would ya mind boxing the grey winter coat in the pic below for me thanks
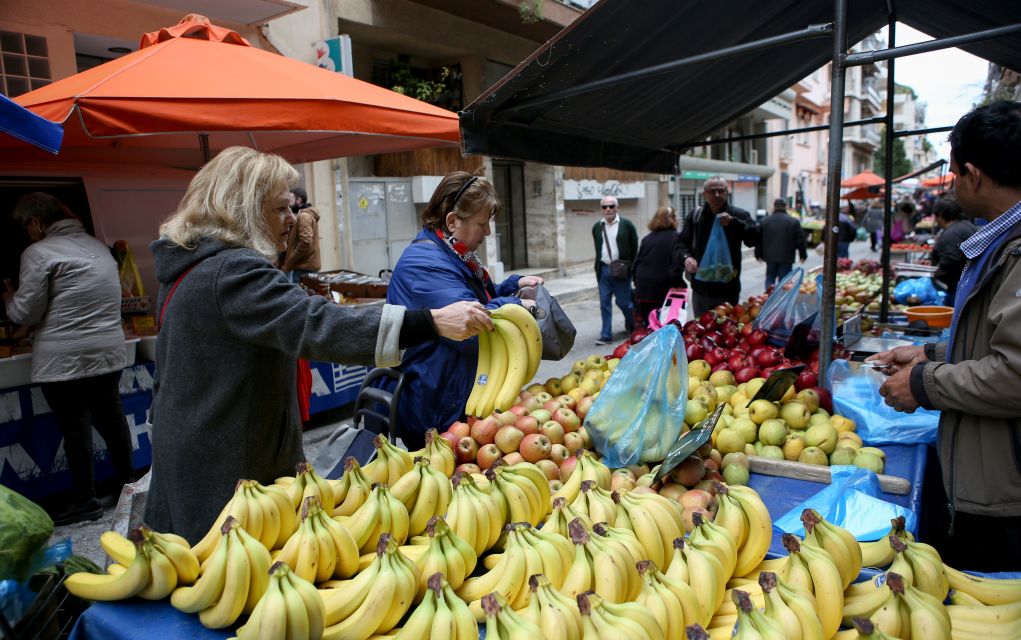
[144,238,405,543]
[6,219,126,383]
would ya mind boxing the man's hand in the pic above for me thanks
[879,366,920,413]
[517,275,544,288]
[520,299,537,311]
[684,257,698,274]
[865,345,926,374]
[718,212,733,227]
[799,256,807,264]
[431,301,494,340]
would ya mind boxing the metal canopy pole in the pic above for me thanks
[820,0,848,386]
[844,22,1021,66]
[880,19,896,323]
[677,116,884,149]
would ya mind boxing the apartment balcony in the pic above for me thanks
[863,83,883,114]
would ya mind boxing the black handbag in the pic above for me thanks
[602,222,630,280]
[516,284,576,360]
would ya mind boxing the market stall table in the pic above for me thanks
[751,442,928,558]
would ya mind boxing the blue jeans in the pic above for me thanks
[765,261,793,289]
[597,263,634,340]
[837,242,851,258]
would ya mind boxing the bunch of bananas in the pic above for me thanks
[274,496,359,583]
[410,429,457,477]
[842,535,949,620]
[688,512,738,579]
[729,588,793,640]
[390,456,453,536]
[634,559,703,638]
[362,436,414,486]
[170,516,272,628]
[329,457,371,517]
[759,571,826,640]
[944,562,1021,605]
[336,483,410,553]
[395,573,478,640]
[610,489,683,572]
[668,537,725,625]
[465,303,542,417]
[561,518,638,604]
[66,528,180,602]
[570,480,618,527]
[801,508,864,590]
[520,574,584,640]
[445,472,503,555]
[850,616,902,640]
[457,522,568,616]
[100,526,199,587]
[859,516,913,568]
[480,592,542,639]
[544,496,592,539]
[232,562,324,640]
[847,572,952,639]
[401,516,477,599]
[552,450,612,504]
[318,533,419,640]
[192,480,296,561]
[486,462,551,527]
[276,461,335,513]
[713,483,773,578]
[777,534,844,638]
[946,588,1021,639]
[576,590,662,640]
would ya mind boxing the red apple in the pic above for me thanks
[455,437,479,463]
[471,416,501,446]
[559,455,579,482]
[476,444,502,469]
[685,343,704,361]
[494,426,524,454]
[509,405,529,417]
[520,434,552,463]
[794,370,818,391]
[612,342,631,359]
[502,452,525,466]
[447,421,471,439]
[535,459,560,481]
[711,361,730,373]
[513,415,540,436]
[670,455,706,487]
[539,420,565,444]
[543,399,564,413]
[552,407,581,432]
[728,354,749,371]
[734,366,761,384]
[555,394,577,411]
[747,329,769,346]
[679,488,715,511]
[439,431,461,450]
[754,348,781,367]
[812,387,833,413]
[563,432,584,454]
[454,462,481,476]
[576,396,595,421]
[549,444,570,466]
[495,410,518,426]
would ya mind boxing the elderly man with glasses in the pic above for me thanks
[591,196,639,345]
[673,177,760,317]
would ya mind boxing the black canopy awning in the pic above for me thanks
[459,0,1021,173]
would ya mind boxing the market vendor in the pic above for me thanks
[382,172,544,449]
[928,197,976,305]
[2,193,134,526]
[867,101,1021,571]
[144,148,493,543]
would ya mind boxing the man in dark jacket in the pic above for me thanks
[929,197,977,305]
[591,196,638,345]
[673,177,759,316]
[837,207,858,258]
[867,101,1021,570]
[756,198,808,289]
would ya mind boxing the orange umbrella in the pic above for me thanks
[921,173,955,187]
[7,15,459,168]
[840,170,885,188]
[842,186,884,200]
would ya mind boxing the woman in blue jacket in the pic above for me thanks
[386,172,543,448]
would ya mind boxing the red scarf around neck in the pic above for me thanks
[435,228,492,299]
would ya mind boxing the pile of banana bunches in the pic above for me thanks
[65,433,1021,640]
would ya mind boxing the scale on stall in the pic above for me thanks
[842,312,915,359]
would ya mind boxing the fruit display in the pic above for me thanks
[890,243,931,253]
[465,303,542,417]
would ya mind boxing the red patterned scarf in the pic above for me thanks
[435,228,492,299]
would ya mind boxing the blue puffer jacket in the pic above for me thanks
[385,229,522,443]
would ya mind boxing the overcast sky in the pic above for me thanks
[882,23,989,162]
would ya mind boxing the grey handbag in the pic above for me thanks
[517,283,576,360]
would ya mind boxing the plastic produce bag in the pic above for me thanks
[893,277,946,306]
[752,268,804,346]
[517,283,576,360]
[773,466,917,541]
[583,323,688,467]
[828,359,940,445]
[694,218,735,283]
[0,485,53,583]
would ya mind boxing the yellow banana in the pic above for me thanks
[526,574,583,640]
[66,530,151,602]
[331,457,372,517]
[191,485,247,562]
[944,563,1021,606]
[260,483,298,548]
[492,317,529,412]
[137,543,177,600]
[237,563,285,640]
[725,484,773,578]
[903,542,948,601]
[198,526,251,629]
[801,508,858,589]
[241,484,265,547]
[280,567,311,640]
[793,535,844,639]
[170,522,230,613]
[457,525,528,620]
[322,544,407,639]
[897,572,952,640]
[465,329,491,417]
[482,592,543,640]
[859,516,912,568]
[688,511,738,579]
[397,571,440,639]
[757,572,803,640]
[476,326,507,417]
[445,577,480,640]
[236,525,271,615]
[491,302,542,384]
[151,533,201,585]
[362,436,414,486]
[684,538,725,626]
[319,509,361,579]
[283,565,325,639]
[247,482,281,550]
[99,530,137,566]
[775,579,825,640]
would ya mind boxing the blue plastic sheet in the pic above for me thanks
[828,359,940,445]
[773,466,917,541]
[584,324,687,468]
[893,277,945,306]
[0,538,71,629]
[694,218,736,283]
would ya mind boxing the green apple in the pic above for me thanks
[804,422,839,454]
[684,398,710,425]
[731,417,758,445]
[688,360,711,381]
[829,447,857,466]
[748,399,779,425]
[709,370,736,387]
[779,401,811,430]
[715,428,746,455]
[722,464,750,485]
[758,419,788,446]
[798,446,829,466]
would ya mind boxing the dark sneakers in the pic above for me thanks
[595,337,611,346]
[51,499,104,526]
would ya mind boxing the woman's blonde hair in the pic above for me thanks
[160,146,298,260]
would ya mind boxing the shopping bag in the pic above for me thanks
[583,323,688,467]
[827,359,940,445]
[694,218,736,283]
[752,268,804,345]
[893,277,945,306]
[773,466,917,541]
[517,284,576,360]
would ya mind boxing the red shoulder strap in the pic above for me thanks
[158,264,198,329]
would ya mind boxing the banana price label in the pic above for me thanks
[477,374,488,385]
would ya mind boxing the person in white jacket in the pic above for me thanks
[3,193,133,525]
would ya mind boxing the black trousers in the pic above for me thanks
[919,445,1021,572]
[41,371,133,502]
[691,290,738,318]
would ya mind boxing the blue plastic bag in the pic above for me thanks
[893,277,946,306]
[694,218,736,283]
[583,323,688,467]
[827,359,940,445]
[752,268,806,346]
[773,466,917,541]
